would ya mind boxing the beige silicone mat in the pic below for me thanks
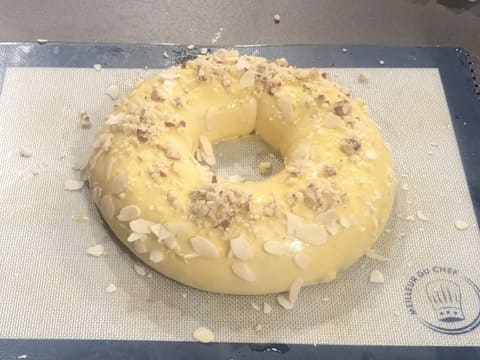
[0,67,479,345]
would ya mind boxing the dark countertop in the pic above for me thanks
[0,0,479,55]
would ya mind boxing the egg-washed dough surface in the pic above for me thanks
[86,50,396,295]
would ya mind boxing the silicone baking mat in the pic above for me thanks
[0,44,479,359]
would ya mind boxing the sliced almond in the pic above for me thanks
[365,249,391,262]
[339,216,351,228]
[117,205,140,222]
[100,194,114,220]
[276,294,294,310]
[105,84,120,100]
[199,135,215,165]
[239,69,256,88]
[296,224,327,245]
[129,219,155,234]
[86,244,105,257]
[251,303,261,311]
[127,232,147,243]
[165,222,189,234]
[263,241,287,256]
[92,186,102,205]
[277,95,294,122]
[133,263,147,276]
[289,277,304,303]
[263,302,272,314]
[190,236,219,258]
[230,234,253,261]
[455,220,469,230]
[20,146,33,157]
[134,239,148,254]
[370,269,385,283]
[151,224,173,241]
[315,209,336,225]
[416,210,429,222]
[149,250,165,263]
[64,179,84,191]
[158,72,179,81]
[326,222,341,236]
[105,158,115,180]
[294,253,311,270]
[111,172,128,195]
[365,150,377,160]
[231,262,256,282]
[193,327,215,343]
[286,212,302,235]
[164,237,180,251]
[322,113,343,129]
[106,283,117,293]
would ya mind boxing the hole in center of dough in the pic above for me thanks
[211,135,284,182]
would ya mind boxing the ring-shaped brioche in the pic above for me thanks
[85,50,396,295]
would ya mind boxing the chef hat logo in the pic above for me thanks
[426,279,465,323]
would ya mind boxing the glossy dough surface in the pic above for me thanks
[85,50,396,295]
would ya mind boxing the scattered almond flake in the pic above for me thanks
[276,294,294,310]
[193,327,215,343]
[72,215,89,223]
[72,156,89,171]
[133,263,147,276]
[111,172,129,195]
[263,302,272,314]
[187,44,195,49]
[100,194,114,220]
[106,283,117,293]
[365,150,377,160]
[105,84,120,100]
[369,269,385,283]
[129,219,155,234]
[117,205,140,222]
[190,236,219,258]
[401,183,408,191]
[429,142,439,147]
[127,232,146,243]
[93,64,102,71]
[165,222,189,235]
[164,237,180,251]
[358,72,368,83]
[289,277,304,303]
[64,179,84,191]
[339,216,351,228]
[251,303,261,311]
[36,38,48,44]
[149,250,165,263]
[20,146,33,157]
[365,248,391,262]
[315,209,336,225]
[258,161,272,175]
[227,174,244,183]
[286,212,302,235]
[416,210,429,222]
[163,51,170,58]
[427,150,433,155]
[230,234,253,261]
[17,355,28,359]
[277,95,294,122]
[151,224,173,241]
[455,219,469,230]
[147,272,153,278]
[239,69,256,88]
[379,60,385,65]
[232,262,256,282]
[342,48,348,53]
[200,48,208,55]
[134,239,148,254]
[86,244,105,257]
[296,224,327,245]
[405,215,415,221]
[80,112,91,128]
[263,241,288,256]
[199,135,216,165]
[294,253,311,270]
[273,14,281,23]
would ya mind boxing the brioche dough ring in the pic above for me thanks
[86,50,396,296]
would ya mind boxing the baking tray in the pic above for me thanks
[0,43,479,359]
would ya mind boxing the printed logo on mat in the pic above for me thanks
[405,266,480,334]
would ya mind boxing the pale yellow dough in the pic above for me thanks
[85,50,396,295]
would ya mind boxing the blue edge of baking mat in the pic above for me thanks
[0,43,479,360]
